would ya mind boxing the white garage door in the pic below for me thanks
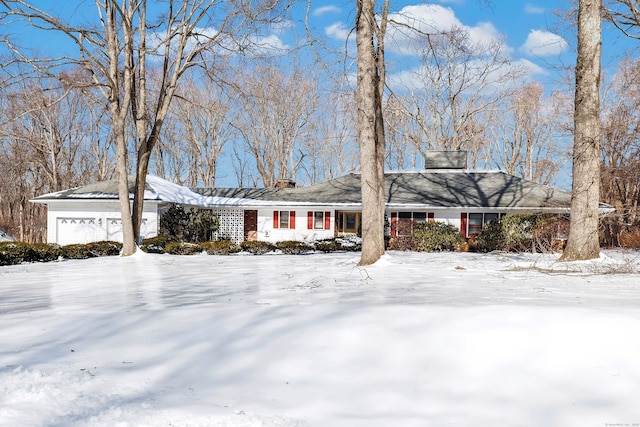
[107,218,148,243]
[56,218,96,245]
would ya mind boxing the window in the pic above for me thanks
[390,211,432,236]
[468,213,484,235]
[314,211,324,229]
[308,211,331,230]
[466,212,503,236]
[280,211,290,228]
[273,211,295,229]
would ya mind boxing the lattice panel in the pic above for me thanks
[212,209,244,243]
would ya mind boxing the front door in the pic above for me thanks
[244,210,258,241]
[336,211,362,236]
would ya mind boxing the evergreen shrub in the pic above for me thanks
[275,240,313,254]
[240,240,276,255]
[199,240,241,255]
[29,243,62,262]
[140,235,180,254]
[61,244,96,259]
[477,214,545,253]
[0,242,37,265]
[414,221,466,252]
[164,241,201,255]
[85,241,122,257]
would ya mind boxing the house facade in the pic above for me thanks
[32,163,593,246]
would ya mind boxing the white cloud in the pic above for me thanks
[520,30,569,57]
[325,22,351,40]
[524,3,546,14]
[314,5,341,17]
[386,4,510,56]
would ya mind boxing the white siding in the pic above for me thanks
[256,207,335,243]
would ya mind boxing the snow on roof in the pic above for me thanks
[31,175,259,207]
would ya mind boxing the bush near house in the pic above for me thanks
[0,241,122,265]
[164,241,202,255]
[160,204,219,243]
[413,221,467,252]
[240,240,276,255]
[61,241,123,259]
[140,235,180,253]
[199,240,242,255]
[275,240,313,255]
[476,214,566,253]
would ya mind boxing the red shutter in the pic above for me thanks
[390,212,398,237]
[307,211,313,229]
[273,211,279,229]
[428,212,435,222]
[324,212,331,230]
[460,212,468,238]
[290,211,296,229]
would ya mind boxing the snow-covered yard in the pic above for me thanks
[1,250,640,426]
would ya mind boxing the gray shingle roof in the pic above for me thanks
[197,171,573,209]
[32,170,586,211]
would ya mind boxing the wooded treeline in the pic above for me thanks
[0,1,638,248]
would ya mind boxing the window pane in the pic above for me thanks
[468,213,483,235]
[280,211,289,229]
[398,211,412,219]
[314,211,324,229]
[346,213,356,229]
[484,213,499,224]
[468,213,483,225]
[413,212,427,222]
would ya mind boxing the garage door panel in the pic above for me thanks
[57,218,96,245]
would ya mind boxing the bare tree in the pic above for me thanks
[301,90,358,184]
[598,57,640,245]
[1,0,290,254]
[0,71,103,241]
[154,71,236,187]
[605,0,640,39]
[490,83,565,185]
[561,0,602,261]
[395,26,522,162]
[232,61,319,187]
[356,0,388,266]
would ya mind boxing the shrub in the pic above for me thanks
[0,242,37,265]
[29,243,62,262]
[314,239,342,252]
[275,240,313,255]
[313,237,362,252]
[160,204,219,243]
[414,221,466,252]
[140,235,180,254]
[476,219,505,253]
[198,240,241,255]
[164,241,201,255]
[240,240,275,255]
[187,209,219,243]
[160,204,190,240]
[85,241,122,257]
[61,244,96,259]
[476,214,556,253]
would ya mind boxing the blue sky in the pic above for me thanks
[301,0,575,88]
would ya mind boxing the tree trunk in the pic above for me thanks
[561,0,602,261]
[356,0,386,266]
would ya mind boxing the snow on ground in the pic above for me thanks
[1,249,640,426]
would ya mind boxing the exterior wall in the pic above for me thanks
[255,207,335,243]
[45,200,159,245]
